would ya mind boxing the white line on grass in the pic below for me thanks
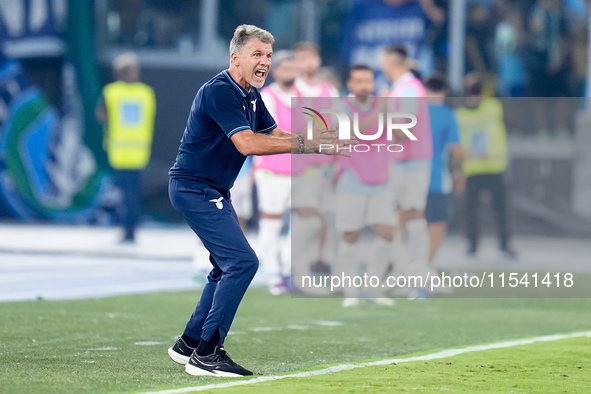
[249,327,274,332]
[313,320,343,327]
[138,330,591,394]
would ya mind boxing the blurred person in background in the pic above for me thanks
[257,50,298,295]
[294,42,339,99]
[424,74,464,265]
[493,4,526,134]
[96,52,156,243]
[494,5,526,98]
[336,65,396,307]
[428,0,450,73]
[293,42,338,275]
[381,45,433,292]
[107,0,198,48]
[317,66,344,95]
[111,0,142,46]
[465,2,495,95]
[456,73,516,259]
[526,0,571,138]
[562,0,587,29]
[569,21,587,98]
[146,0,198,48]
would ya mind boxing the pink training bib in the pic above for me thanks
[389,74,433,162]
[336,97,390,185]
[292,86,337,175]
[256,85,295,175]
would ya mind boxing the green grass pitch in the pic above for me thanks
[213,337,591,393]
[1,288,590,393]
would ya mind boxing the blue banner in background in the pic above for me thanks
[340,1,431,92]
[0,55,112,222]
[0,0,67,58]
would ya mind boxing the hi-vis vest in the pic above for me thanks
[103,81,156,170]
[455,98,508,176]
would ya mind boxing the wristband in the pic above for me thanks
[296,134,305,154]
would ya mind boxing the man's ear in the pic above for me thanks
[231,52,239,66]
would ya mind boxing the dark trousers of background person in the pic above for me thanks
[465,173,509,252]
[114,170,142,241]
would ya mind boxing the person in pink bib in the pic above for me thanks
[291,42,339,278]
[257,51,299,295]
[381,45,433,293]
[335,65,397,307]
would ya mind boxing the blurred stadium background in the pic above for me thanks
[0,0,590,234]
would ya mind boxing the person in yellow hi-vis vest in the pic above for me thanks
[456,73,516,259]
[96,52,156,243]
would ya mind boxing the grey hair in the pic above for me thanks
[271,50,295,68]
[229,24,274,56]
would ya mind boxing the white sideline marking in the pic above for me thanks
[249,327,274,332]
[286,324,309,330]
[138,330,591,394]
[314,320,343,327]
[135,341,165,346]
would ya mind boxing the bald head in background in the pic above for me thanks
[112,52,140,83]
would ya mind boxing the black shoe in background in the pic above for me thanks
[310,260,331,274]
[501,247,518,260]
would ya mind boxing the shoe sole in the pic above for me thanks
[185,363,248,378]
[168,347,190,365]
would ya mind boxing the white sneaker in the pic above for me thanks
[269,283,289,296]
[372,298,395,307]
[408,288,430,300]
[342,298,359,307]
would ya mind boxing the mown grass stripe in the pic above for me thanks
[137,330,591,394]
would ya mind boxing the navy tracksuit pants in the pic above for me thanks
[168,178,258,345]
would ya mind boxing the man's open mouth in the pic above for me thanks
[254,69,267,79]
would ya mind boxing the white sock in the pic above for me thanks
[367,237,393,297]
[405,218,429,265]
[404,218,432,286]
[258,218,284,285]
[391,228,407,276]
[320,213,337,265]
[291,213,321,280]
[368,236,392,280]
[280,223,291,278]
[337,239,360,298]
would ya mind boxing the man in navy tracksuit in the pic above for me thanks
[167,25,344,377]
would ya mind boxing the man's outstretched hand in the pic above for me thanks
[303,126,358,157]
